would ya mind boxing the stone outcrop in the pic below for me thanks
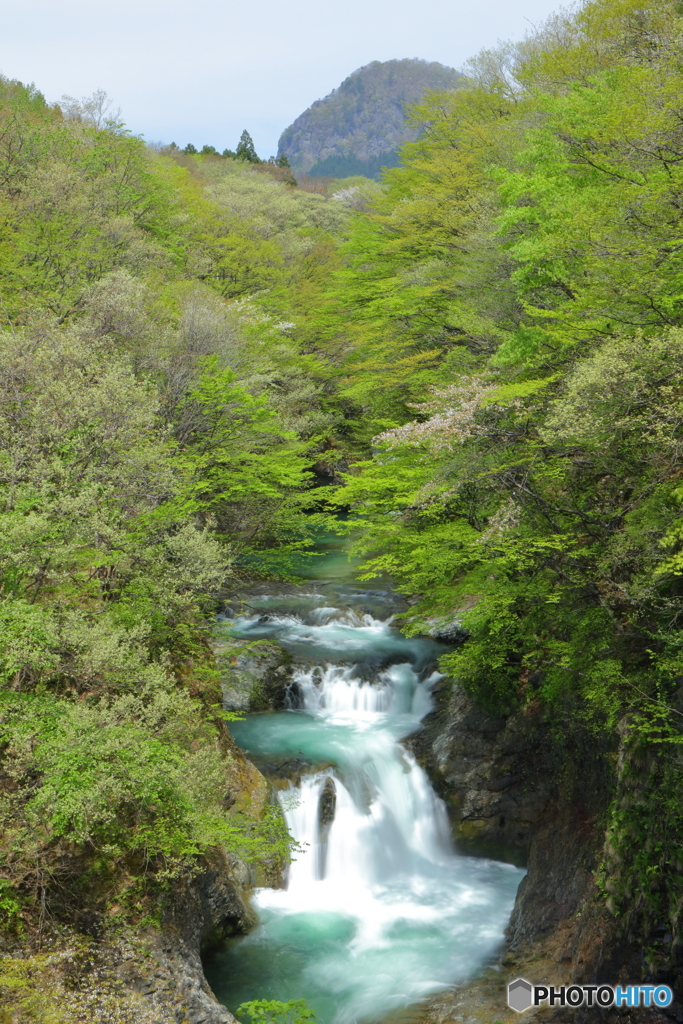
[407,682,553,859]
[317,777,336,837]
[102,732,280,1022]
[407,682,680,1023]
[216,640,291,712]
[0,848,257,1024]
[79,849,255,1024]
[128,848,256,1024]
[277,59,464,177]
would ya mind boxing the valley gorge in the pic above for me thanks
[3,1,683,1020]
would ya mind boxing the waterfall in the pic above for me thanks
[279,664,452,893]
[208,592,525,1024]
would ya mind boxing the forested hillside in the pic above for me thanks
[3,0,683,1016]
[0,82,358,1017]
[277,59,463,177]
[320,0,683,978]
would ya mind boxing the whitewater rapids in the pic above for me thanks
[206,588,524,1024]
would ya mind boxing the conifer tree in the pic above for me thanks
[235,129,261,163]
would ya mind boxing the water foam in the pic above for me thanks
[209,600,525,1024]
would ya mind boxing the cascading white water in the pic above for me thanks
[279,663,452,889]
[207,593,525,1024]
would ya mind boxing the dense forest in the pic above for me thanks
[2,0,683,1017]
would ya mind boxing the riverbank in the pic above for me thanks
[0,722,268,1024]
[409,687,680,1024]
[204,558,526,1024]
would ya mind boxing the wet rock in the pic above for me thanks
[423,616,469,644]
[407,684,552,858]
[316,777,337,879]
[215,641,291,712]
[251,756,336,786]
[318,777,337,835]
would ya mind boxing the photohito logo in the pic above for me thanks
[507,978,674,1012]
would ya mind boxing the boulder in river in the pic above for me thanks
[215,641,291,712]
[316,776,337,879]
[317,776,337,836]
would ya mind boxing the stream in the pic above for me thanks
[205,538,525,1024]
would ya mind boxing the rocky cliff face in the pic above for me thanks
[104,730,279,1024]
[0,847,255,1024]
[408,683,554,859]
[277,59,464,177]
[409,683,680,1023]
[134,847,256,1024]
[85,848,255,1024]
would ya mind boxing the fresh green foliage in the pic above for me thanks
[0,76,352,934]
[4,0,683,971]
[235,130,261,164]
[237,998,317,1024]
[0,879,22,932]
[321,0,683,958]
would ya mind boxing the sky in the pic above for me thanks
[3,0,566,159]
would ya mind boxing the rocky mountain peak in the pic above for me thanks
[277,58,464,178]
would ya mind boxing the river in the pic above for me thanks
[205,536,525,1024]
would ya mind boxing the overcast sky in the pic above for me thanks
[4,0,566,158]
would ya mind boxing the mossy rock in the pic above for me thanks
[215,642,292,712]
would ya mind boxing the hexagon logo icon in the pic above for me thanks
[508,978,533,1013]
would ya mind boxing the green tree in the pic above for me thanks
[322,0,683,959]
[235,129,261,163]
[0,66,351,949]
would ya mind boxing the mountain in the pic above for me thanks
[277,58,464,178]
